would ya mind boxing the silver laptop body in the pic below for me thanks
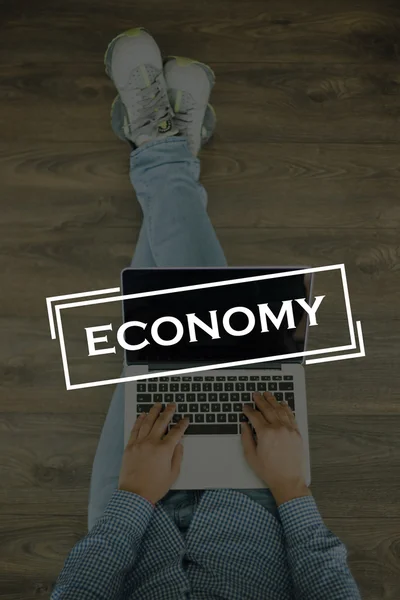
[123,267,312,489]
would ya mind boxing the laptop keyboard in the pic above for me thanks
[136,373,295,435]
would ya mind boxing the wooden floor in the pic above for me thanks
[1,0,400,598]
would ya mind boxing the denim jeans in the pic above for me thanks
[88,137,277,531]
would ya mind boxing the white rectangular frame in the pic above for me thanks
[48,263,363,390]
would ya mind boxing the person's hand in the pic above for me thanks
[119,402,189,505]
[241,392,311,506]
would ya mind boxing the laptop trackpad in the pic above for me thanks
[172,434,266,490]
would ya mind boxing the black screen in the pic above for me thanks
[121,268,309,365]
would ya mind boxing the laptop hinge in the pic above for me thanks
[148,363,282,371]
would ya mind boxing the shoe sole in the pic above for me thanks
[104,27,150,78]
[110,95,129,143]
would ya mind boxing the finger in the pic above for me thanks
[243,403,267,435]
[149,402,176,439]
[240,421,258,467]
[127,413,146,445]
[281,400,294,419]
[275,403,293,427]
[281,401,299,429]
[164,416,190,446]
[263,391,282,410]
[253,392,280,425]
[171,442,184,479]
[264,394,295,428]
[137,402,163,440]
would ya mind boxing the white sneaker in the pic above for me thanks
[110,95,216,150]
[163,56,215,155]
[104,28,178,146]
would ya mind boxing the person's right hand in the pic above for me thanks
[241,392,311,506]
[119,403,189,505]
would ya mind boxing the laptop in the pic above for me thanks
[123,267,311,489]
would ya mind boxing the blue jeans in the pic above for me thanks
[88,137,277,531]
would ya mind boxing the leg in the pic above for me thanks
[130,223,156,267]
[238,489,279,519]
[88,141,223,527]
[129,137,226,267]
[89,29,226,530]
[88,382,125,529]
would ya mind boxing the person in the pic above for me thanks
[51,29,361,600]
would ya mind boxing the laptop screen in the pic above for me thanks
[121,267,310,366]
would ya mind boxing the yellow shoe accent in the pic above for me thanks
[174,90,182,113]
[173,56,195,67]
[159,120,170,131]
[110,95,119,118]
[123,28,145,37]
[140,64,151,87]
[208,103,216,118]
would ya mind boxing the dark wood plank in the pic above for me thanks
[2,0,400,64]
[0,513,86,599]
[2,142,400,229]
[0,414,100,513]
[0,414,399,516]
[1,0,399,598]
[2,62,400,142]
[0,227,398,317]
[307,358,399,415]
[324,519,400,600]
[213,62,400,143]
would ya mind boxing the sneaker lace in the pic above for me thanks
[133,77,171,128]
[174,98,196,147]
[175,112,193,131]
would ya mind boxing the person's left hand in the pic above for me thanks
[119,402,189,504]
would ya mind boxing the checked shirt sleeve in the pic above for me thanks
[278,496,361,600]
[51,490,154,600]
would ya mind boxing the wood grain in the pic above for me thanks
[0,513,86,599]
[1,0,400,598]
[2,0,400,64]
[0,227,399,318]
[1,413,400,516]
[1,142,400,229]
[2,63,400,143]
[324,519,400,600]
